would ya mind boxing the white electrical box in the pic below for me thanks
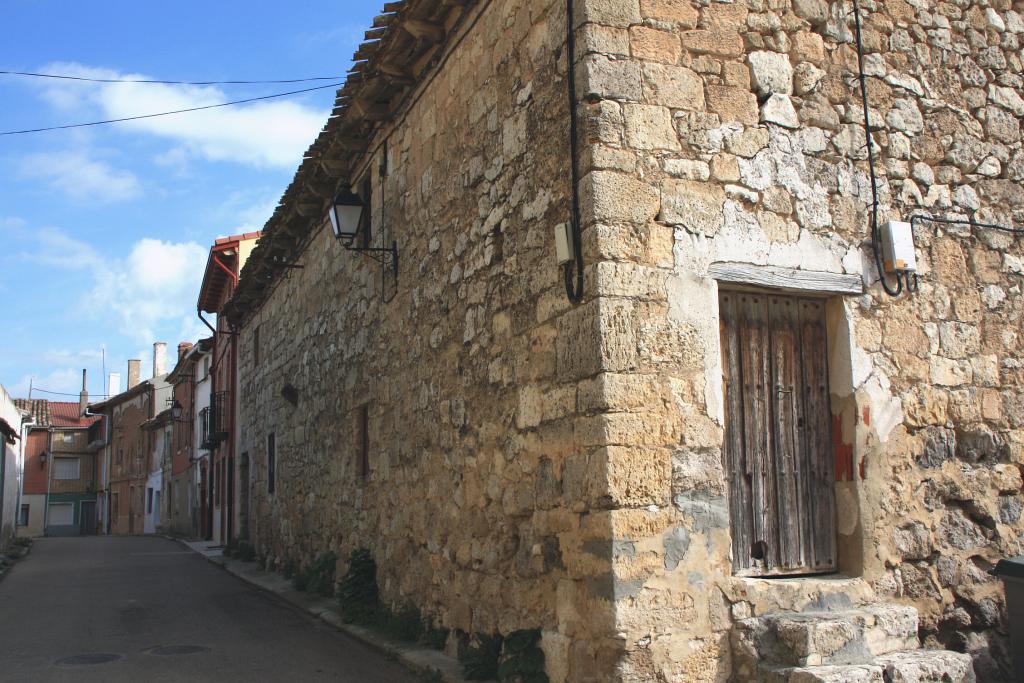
[554,223,573,266]
[881,220,917,273]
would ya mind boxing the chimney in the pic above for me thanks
[153,342,167,378]
[79,369,88,417]
[108,372,121,398]
[177,342,193,363]
[127,360,141,390]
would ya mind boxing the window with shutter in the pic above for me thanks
[53,457,81,480]
[720,291,837,576]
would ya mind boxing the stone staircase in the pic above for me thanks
[730,603,976,682]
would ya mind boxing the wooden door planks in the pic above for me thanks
[769,295,807,571]
[738,293,779,570]
[720,293,754,573]
[799,299,838,572]
[719,291,838,576]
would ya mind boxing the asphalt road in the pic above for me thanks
[0,536,419,682]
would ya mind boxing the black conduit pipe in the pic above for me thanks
[851,0,902,297]
[564,0,584,304]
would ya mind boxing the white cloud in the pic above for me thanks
[36,62,329,168]
[20,150,141,203]
[19,227,207,346]
[86,238,208,345]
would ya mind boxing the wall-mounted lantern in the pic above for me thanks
[171,400,184,421]
[329,188,398,281]
[39,451,47,468]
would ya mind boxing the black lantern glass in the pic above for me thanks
[328,189,365,247]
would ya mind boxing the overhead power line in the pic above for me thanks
[0,81,344,136]
[1,70,345,85]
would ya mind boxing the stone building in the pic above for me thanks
[221,0,1023,680]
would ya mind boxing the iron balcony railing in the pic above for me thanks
[199,391,231,450]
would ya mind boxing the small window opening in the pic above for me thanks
[267,432,276,495]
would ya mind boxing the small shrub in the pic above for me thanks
[304,551,337,596]
[421,625,449,650]
[498,629,548,683]
[461,633,502,681]
[282,558,297,580]
[378,603,424,642]
[236,541,256,562]
[337,548,379,624]
[418,669,443,683]
[13,537,31,547]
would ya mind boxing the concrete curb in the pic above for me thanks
[170,536,471,683]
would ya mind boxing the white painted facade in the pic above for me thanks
[0,385,25,549]
[144,420,171,534]
[193,353,212,538]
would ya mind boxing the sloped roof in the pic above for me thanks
[222,0,479,327]
[49,402,102,428]
[198,232,262,314]
[13,399,100,429]
[14,399,49,426]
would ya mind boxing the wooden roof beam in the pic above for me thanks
[402,19,445,43]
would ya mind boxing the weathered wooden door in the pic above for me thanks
[719,291,837,576]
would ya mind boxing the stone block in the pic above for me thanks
[623,103,680,150]
[749,50,795,95]
[680,29,744,58]
[640,0,698,28]
[581,171,660,225]
[577,54,643,101]
[599,445,672,507]
[629,26,680,64]
[706,85,759,125]
[762,94,800,128]
[875,650,975,683]
[577,0,641,28]
[659,178,727,235]
[641,63,705,110]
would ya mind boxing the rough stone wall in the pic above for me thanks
[574,0,1024,680]
[237,1,620,680]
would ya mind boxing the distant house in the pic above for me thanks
[197,232,260,545]
[142,408,172,534]
[90,346,173,536]
[166,338,213,538]
[15,374,103,537]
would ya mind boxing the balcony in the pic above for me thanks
[198,391,230,450]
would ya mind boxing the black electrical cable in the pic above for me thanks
[0,70,345,85]
[0,81,344,136]
[910,214,1024,236]
[851,0,902,297]
[563,0,584,304]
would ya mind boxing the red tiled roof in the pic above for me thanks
[215,231,261,246]
[46,402,101,428]
[14,399,49,426]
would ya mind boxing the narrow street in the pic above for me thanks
[0,536,419,682]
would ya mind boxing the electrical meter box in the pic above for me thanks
[554,223,573,266]
[881,220,918,273]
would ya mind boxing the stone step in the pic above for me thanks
[731,604,920,674]
[875,650,976,683]
[762,663,884,683]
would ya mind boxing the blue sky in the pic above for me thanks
[0,1,381,400]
